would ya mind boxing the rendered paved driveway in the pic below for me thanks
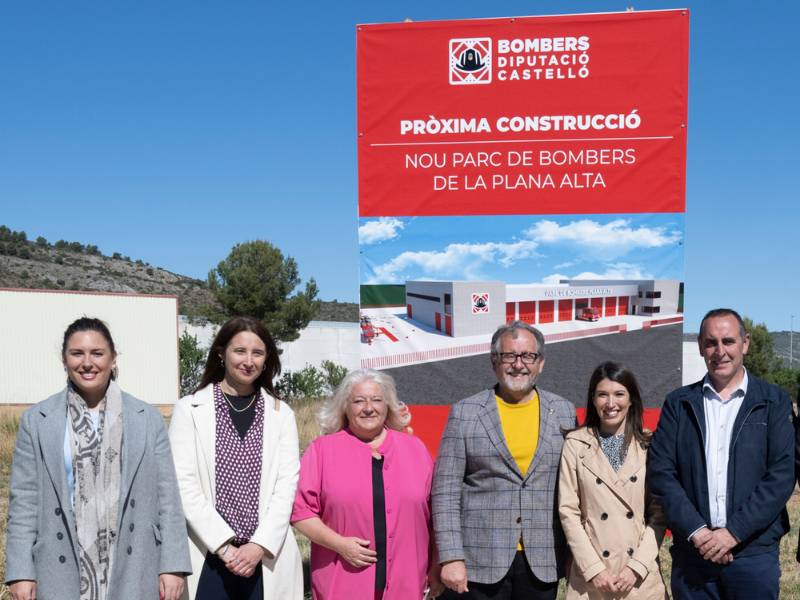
[386,324,682,408]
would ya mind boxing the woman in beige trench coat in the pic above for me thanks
[559,362,668,599]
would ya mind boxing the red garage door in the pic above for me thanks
[506,302,516,323]
[519,301,535,324]
[558,299,573,321]
[605,297,617,317]
[445,315,452,336]
[618,296,629,316]
[435,312,441,331]
[538,300,554,324]
[407,304,412,318]
[591,297,603,311]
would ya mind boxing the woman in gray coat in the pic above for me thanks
[4,317,191,600]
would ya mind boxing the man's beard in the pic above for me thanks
[499,370,537,394]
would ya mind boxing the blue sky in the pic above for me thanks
[360,214,684,285]
[1,1,797,331]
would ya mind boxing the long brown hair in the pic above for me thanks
[195,316,281,397]
[583,361,650,449]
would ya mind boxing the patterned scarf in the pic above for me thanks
[67,380,124,600]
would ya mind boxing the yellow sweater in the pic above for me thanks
[496,392,540,550]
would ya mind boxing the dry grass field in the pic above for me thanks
[1,402,799,599]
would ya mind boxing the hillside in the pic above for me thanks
[0,226,357,322]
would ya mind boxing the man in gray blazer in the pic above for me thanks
[433,321,575,599]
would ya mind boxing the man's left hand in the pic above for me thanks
[698,528,737,563]
[227,543,266,577]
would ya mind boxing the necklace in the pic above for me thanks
[220,388,257,413]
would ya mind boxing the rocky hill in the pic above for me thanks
[0,226,358,321]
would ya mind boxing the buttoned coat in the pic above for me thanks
[4,389,191,599]
[558,428,667,599]
[432,387,576,585]
[168,384,303,600]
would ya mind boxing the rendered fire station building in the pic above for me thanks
[404,279,681,338]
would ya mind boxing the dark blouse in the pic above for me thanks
[224,392,258,438]
[372,456,387,591]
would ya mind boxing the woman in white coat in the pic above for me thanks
[169,316,303,600]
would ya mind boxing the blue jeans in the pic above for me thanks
[671,548,779,600]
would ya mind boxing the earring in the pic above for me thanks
[220,358,224,367]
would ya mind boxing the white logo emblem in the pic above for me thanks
[450,38,492,85]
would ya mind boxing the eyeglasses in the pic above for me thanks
[494,352,540,364]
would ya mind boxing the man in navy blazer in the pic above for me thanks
[648,308,794,599]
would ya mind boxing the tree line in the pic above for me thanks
[0,225,125,261]
[742,318,799,398]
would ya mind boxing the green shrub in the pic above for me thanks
[321,360,348,392]
[276,365,327,400]
[179,331,207,396]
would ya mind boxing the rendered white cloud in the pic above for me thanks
[366,239,540,284]
[525,219,681,261]
[358,218,405,245]
[553,260,578,270]
[541,262,651,284]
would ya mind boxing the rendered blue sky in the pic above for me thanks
[360,214,685,285]
[1,1,797,331]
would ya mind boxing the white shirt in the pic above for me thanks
[702,369,748,528]
[64,409,101,508]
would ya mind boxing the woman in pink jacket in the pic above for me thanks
[292,369,442,600]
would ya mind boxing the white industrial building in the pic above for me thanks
[405,279,681,338]
[0,288,179,405]
[179,318,360,374]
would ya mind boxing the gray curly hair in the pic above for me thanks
[318,369,411,435]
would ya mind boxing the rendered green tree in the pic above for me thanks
[208,240,318,342]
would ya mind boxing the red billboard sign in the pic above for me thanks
[357,10,689,217]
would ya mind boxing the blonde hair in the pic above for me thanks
[318,369,410,435]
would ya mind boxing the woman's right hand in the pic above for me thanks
[590,569,618,594]
[334,536,377,568]
[9,580,37,600]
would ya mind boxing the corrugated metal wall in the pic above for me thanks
[0,289,178,405]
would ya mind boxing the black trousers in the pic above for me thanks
[195,552,263,600]
[442,551,558,600]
